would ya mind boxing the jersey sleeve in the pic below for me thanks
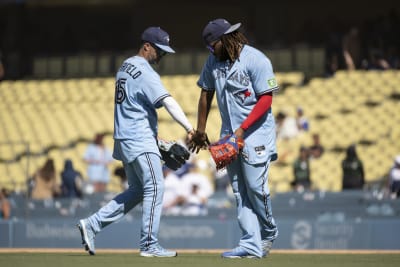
[249,54,279,96]
[143,71,170,108]
[197,56,215,91]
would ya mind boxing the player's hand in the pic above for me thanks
[187,130,210,153]
[234,127,245,141]
[187,129,195,143]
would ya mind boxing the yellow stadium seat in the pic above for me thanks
[1,71,400,193]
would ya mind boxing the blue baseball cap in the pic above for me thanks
[141,26,175,53]
[202,18,241,45]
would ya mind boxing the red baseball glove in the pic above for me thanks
[209,134,244,170]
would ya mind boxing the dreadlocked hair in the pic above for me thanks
[221,31,249,62]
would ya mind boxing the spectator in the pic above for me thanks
[362,49,391,70]
[341,145,365,190]
[213,167,230,193]
[162,166,184,216]
[83,133,114,193]
[60,159,84,198]
[181,184,206,216]
[309,133,324,159]
[342,26,362,70]
[386,44,400,69]
[387,155,400,198]
[30,158,60,200]
[0,188,11,220]
[276,111,299,140]
[208,156,231,194]
[180,161,213,216]
[324,32,347,76]
[295,106,309,132]
[291,146,311,191]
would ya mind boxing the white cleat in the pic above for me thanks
[77,219,96,255]
[262,240,273,257]
[140,245,177,257]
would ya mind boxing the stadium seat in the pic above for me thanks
[0,71,399,194]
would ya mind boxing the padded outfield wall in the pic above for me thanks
[1,191,399,249]
[1,215,399,250]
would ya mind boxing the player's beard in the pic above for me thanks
[217,47,230,62]
[149,54,161,65]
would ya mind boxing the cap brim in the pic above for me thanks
[224,22,241,35]
[154,43,175,53]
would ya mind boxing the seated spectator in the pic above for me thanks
[162,166,185,216]
[296,106,309,132]
[309,133,324,159]
[362,49,391,70]
[60,159,84,198]
[182,184,205,216]
[388,155,400,198]
[213,168,230,193]
[30,158,60,200]
[341,145,365,190]
[276,111,299,140]
[0,188,11,220]
[180,161,214,216]
[291,146,311,191]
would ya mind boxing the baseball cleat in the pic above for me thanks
[77,219,96,255]
[140,245,177,257]
[221,247,257,258]
[262,240,273,257]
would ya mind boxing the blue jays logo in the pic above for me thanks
[235,89,251,103]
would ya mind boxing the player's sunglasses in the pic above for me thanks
[206,40,220,53]
[150,43,167,58]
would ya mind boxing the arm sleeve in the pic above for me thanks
[162,96,194,133]
[240,93,273,130]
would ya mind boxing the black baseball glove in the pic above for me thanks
[158,139,190,170]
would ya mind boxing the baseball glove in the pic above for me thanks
[187,130,210,153]
[158,139,190,170]
[209,134,244,170]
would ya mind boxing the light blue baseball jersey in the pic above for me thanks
[197,45,279,164]
[113,56,170,163]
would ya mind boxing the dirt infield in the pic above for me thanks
[0,248,399,254]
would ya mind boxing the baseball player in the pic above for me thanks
[189,18,279,258]
[77,26,194,257]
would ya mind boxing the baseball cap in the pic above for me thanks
[141,26,175,53]
[202,18,241,45]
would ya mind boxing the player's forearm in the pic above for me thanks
[240,93,273,131]
[162,96,194,133]
[196,89,213,132]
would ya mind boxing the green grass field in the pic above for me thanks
[1,251,400,267]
